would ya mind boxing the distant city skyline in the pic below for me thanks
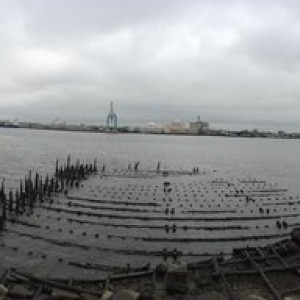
[1,110,299,132]
[1,0,300,131]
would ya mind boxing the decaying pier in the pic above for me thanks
[1,157,300,299]
[1,232,300,299]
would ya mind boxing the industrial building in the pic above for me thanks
[189,116,209,134]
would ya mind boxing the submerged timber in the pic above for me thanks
[1,157,300,299]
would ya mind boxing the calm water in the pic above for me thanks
[1,128,300,278]
[1,128,300,191]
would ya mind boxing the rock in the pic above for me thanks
[0,284,7,300]
[101,290,114,300]
[112,289,139,300]
[9,284,34,298]
[284,296,300,300]
[51,288,81,300]
[138,282,155,300]
[165,262,189,294]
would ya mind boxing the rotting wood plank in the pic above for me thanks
[269,245,288,267]
[11,271,103,297]
[189,254,283,270]
[255,247,271,266]
[243,250,280,300]
[269,245,300,276]
[210,263,300,276]
[37,270,154,285]
[212,258,234,300]
[255,247,264,258]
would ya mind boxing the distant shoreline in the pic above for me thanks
[1,125,300,139]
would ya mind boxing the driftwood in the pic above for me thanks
[49,270,154,284]
[11,271,103,296]
[68,261,150,273]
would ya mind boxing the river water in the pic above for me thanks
[1,128,300,278]
[1,128,300,190]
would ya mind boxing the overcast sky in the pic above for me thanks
[1,0,300,130]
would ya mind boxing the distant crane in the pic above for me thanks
[106,102,118,130]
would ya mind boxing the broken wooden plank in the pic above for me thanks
[212,258,234,300]
[243,250,280,300]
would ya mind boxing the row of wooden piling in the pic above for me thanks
[0,155,98,227]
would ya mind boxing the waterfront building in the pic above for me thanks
[189,116,209,134]
[164,120,188,134]
[140,122,164,134]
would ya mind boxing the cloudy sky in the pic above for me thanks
[1,0,300,130]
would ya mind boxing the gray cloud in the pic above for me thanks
[1,0,300,130]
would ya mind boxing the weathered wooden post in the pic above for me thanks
[35,173,39,197]
[15,190,20,215]
[2,193,6,222]
[38,178,44,203]
[55,177,59,192]
[55,159,59,176]
[29,186,34,210]
[21,191,26,212]
[0,178,4,197]
[44,175,49,195]
[25,175,29,203]
[93,158,97,173]
[60,176,64,191]
[67,154,71,168]
[134,161,140,171]
[50,178,54,195]
[28,171,33,197]
[0,180,4,227]
[8,189,13,214]
[20,180,23,196]
[157,161,161,174]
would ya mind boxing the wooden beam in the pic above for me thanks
[212,258,234,300]
[211,263,300,276]
[255,247,271,266]
[243,250,280,300]
[269,245,288,267]
[269,245,300,276]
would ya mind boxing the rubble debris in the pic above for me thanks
[0,285,7,300]
[100,290,114,300]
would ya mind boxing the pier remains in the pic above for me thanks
[1,157,300,299]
